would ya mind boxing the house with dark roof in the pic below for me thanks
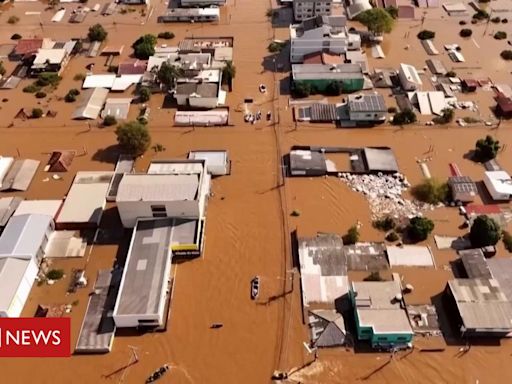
[347,94,387,122]
[308,309,346,347]
[117,59,148,75]
[496,94,512,118]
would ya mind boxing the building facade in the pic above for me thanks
[293,0,333,21]
[290,16,361,63]
[292,63,365,93]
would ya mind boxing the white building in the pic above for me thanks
[347,94,387,122]
[116,160,210,228]
[483,171,512,201]
[0,214,54,262]
[293,0,333,21]
[290,16,361,63]
[398,63,422,91]
[0,257,39,317]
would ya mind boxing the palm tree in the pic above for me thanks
[222,61,236,92]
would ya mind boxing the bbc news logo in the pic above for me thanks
[0,318,70,357]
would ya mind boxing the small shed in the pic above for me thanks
[46,150,75,172]
[100,45,124,56]
[448,176,478,203]
[387,245,434,267]
[483,170,512,201]
[495,95,512,118]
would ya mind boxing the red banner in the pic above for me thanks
[0,318,71,357]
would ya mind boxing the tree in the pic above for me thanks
[31,108,43,118]
[291,82,311,98]
[459,28,473,37]
[88,24,108,42]
[103,115,117,126]
[222,61,236,91]
[115,121,151,156]
[364,271,385,281]
[0,61,5,77]
[157,31,175,40]
[325,81,341,96]
[268,41,286,53]
[433,108,454,124]
[385,6,398,19]
[11,33,22,40]
[157,62,184,89]
[355,8,394,34]
[474,135,500,162]
[408,216,434,242]
[139,87,151,102]
[470,215,501,247]
[500,50,512,61]
[132,34,157,60]
[473,10,489,20]
[446,70,457,77]
[344,225,360,245]
[494,31,507,40]
[417,30,436,40]
[411,178,449,204]
[392,108,417,125]
[46,269,64,280]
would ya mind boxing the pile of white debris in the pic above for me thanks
[338,173,436,221]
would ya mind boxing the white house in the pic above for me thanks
[293,0,333,21]
[398,63,422,91]
[483,171,512,201]
[0,257,39,317]
[347,94,387,122]
[116,160,210,228]
[0,214,54,262]
[290,15,361,63]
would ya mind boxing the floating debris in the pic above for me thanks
[338,173,436,222]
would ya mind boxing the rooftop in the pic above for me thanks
[348,94,387,113]
[351,280,413,334]
[485,171,512,194]
[448,278,512,331]
[363,147,399,173]
[116,174,200,202]
[289,149,327,175]
[0,258,34,316]
[0,214,53,259]
[32,48,67,65]
[298,234,348,306]
[175,82,218,98]
[399,63,422,85]
[387,245,434,267]
[487,258,512,301]
[292,64,364,81]
[114,219,174,317]
[458,249,492,279]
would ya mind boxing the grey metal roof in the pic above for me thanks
[448,278,512,331]
[75,269,119,353]
[363,147,399,172]
[115,219,174,317]
[0,214,53,259]
[0,159,40,191]
[299,234,346,276]
[116,174,199,202]
[310,103,339,122]
[458,249,492,279]
[426,59,447,75]
[487,258,512,301]
[344,242,388,271]
[0,197,22,227]
[72,88,109,120]
[309,309,346,348]
[348,94,387,113]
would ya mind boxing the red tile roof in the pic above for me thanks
[466,204,502,215]
[117,59,148,75]
[13,39,43,56]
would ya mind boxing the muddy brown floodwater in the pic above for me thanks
[1,0,512,383]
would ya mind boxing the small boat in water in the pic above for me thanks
[210,323,223,329]
[251,276,260,300]
[145,364,170,383]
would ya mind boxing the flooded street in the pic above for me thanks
[0,0,512,383]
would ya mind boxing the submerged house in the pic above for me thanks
[350,279,413,348]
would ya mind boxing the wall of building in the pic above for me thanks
[117,200,201,228]
[294,78,364,93]
[189,97,219,109]
[0,259,38,318]
[349,111,387,121]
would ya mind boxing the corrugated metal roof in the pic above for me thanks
[0,214,53,259]
[0,159,40,191]
[348,94,386,112]
[0,197,22,227]
[0,258,35,315]
[72,88,109,120]
[310,103,338,122]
